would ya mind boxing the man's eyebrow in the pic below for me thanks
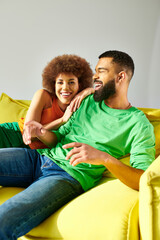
[95,67,108,71]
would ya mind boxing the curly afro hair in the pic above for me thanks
[42,54,93,96]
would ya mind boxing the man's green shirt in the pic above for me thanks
[37,95,155,191]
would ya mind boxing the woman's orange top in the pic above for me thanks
[18,96,64,149]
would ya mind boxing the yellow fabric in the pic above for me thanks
[0,93,30,124]
[139,155,160,240]
[1,179,139,240]
[49,179,139,240]
[139,108,160,157]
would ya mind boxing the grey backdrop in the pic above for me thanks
[0,0,160,108]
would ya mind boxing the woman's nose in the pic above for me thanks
[62,82,69,90]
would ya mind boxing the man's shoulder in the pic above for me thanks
[130,106,153,129]
[80,94,95,107]
[131,106,150,120]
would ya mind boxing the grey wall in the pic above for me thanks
[0,0,160,108]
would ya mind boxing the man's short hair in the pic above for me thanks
[99,50,135,78]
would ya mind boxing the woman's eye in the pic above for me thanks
[69,81,75,84]
[57,82,63,84]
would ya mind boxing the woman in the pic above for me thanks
[0,54,94,149]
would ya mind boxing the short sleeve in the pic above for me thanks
[52,113,75,142]
[130,123,155,171]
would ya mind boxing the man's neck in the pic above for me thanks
[104,97,131,110]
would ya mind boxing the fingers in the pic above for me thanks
[63,142,82,149]
[70,97,82,112]
[23,127,32,145]
[74,98,82,110]
[65,147,80,160]
[63,142,86,166]
[65,147,84,166]
[69,155,84,166]
[62,106,73,122]
[25,120,41,127]
[22,121,43,145]
[63,142,82,163]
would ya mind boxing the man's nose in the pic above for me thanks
[93,72,99,80]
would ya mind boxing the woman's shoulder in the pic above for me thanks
[33,89,53,108]
[35,88,52,96]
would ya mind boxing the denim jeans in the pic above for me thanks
[0,148,84,240]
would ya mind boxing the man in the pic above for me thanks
[0,50,155,239]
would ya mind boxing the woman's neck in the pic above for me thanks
[57,99,69,112]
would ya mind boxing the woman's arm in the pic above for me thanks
[44,105,73,130]
[23,89,52,143]
[44,87,95,131]
[24,89,52,125]
[69,87,95,112]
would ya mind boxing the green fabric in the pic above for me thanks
[0,122,27,148]
[37,95,155,191]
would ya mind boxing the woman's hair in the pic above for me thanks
[42,54,93,95]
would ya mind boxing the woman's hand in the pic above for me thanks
[43,105,73,130]
[61,105,73,123]
[69,87,95,112]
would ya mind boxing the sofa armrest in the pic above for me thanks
[139,155,160,240]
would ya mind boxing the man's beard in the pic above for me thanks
[93,79,116,102]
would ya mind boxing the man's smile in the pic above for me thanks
[94,80,103,90]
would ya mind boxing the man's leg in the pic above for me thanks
[0,149,83,240]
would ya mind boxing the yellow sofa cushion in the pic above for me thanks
[139,155,160,240]
[0,93,30,124]
[139,108,160,158]
[0,178,139,240]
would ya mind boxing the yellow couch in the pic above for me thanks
[0,92,160,240]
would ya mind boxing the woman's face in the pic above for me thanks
[55,73,79,106]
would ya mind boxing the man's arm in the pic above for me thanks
[63,142,144,191]
[23,120,58,148]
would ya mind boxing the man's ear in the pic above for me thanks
[117,71,126,83]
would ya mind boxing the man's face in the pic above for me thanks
[93,57,117,102]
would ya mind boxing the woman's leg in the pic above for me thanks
[0,122,26,148]
[0,148,83,240]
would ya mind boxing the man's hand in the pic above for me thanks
[63,142,144,190]
[23,120,45,145]
[63,142,108,166]
[23,120,58,148]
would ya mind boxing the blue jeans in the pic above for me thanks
[0,148,84,240]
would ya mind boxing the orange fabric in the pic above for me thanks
[18,96,64,149]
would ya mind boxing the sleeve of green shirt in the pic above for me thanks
[52,112,76,142]
[130,122,155,171]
